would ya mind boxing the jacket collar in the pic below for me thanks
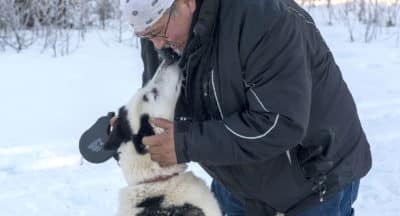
[177,0,220,102]
[179,0,220,67]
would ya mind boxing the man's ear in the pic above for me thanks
[187,0,196,13]
[180,0,196,13]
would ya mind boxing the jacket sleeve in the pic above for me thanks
[175,13,313,165]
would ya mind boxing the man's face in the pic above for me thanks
[135,0,196,55]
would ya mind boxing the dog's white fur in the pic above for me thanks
[116,61,221,216]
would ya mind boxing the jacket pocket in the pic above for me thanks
[257,151,314,212]
[290,146,311,183]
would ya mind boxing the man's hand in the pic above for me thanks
[142,118,177,167]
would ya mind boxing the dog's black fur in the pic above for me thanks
[132,114,155,154]
[104,107,155,157]
[136,196,205,216]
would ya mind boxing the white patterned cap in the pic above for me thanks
[121,0,175,33]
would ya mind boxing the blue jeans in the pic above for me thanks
[211,180,360,216]
[211,180,245,216]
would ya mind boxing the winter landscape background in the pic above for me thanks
[1,0,399,215]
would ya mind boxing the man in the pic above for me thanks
[121,0,372,215]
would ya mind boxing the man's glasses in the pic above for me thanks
[142,7,173,40]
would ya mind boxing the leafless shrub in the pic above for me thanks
[2,0,397,54]
[386,0,400,27]
[0,0,126,54]
[0,0,35,51]
[97,0,116,29]
[342,0,358,42]
[326,0,335,25]
[304,0,400,43]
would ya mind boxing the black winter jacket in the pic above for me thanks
[140,0,372,215]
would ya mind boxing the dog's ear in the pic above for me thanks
[104,107,133,151]
[132,114,155,154]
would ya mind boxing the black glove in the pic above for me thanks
[79,112,118,163]
[296,129,337,202]
[297,129,335,179]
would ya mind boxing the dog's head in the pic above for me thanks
[104,61,186,185]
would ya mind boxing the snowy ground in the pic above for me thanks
[1,10,399,216]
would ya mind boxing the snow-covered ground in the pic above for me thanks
[1,10,399,216]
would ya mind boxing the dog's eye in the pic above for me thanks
[151,88,159,100]
[143,95,149,102]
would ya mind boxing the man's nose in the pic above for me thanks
[151,37,167,49]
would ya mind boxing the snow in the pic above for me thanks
[1,12,399,216]
[313,24,400,216]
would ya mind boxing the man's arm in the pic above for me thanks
[175,13,313,165]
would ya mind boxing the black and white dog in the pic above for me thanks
[104,60,221,216]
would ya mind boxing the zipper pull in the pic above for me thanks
[175,116,192,121]
[242,79,256,89]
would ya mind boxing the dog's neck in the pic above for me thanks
[137,172,180,185]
